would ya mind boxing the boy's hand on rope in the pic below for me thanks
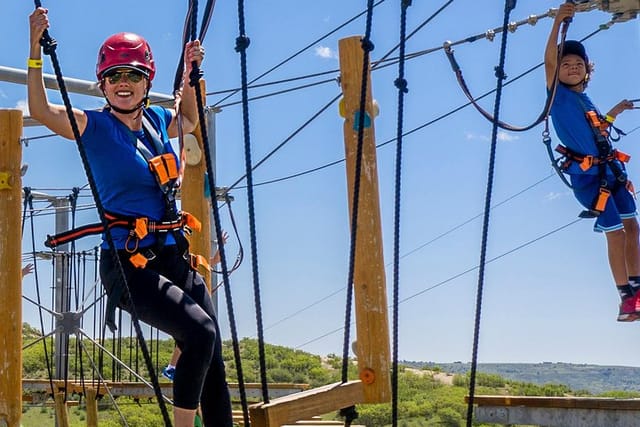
[554,2,575,24]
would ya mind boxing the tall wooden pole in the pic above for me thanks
[181,80,212,290]
[0,109,23,427]
[338,36,391,404]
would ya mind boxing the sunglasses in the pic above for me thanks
[105,69,145,84]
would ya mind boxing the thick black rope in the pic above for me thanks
[174,0,217,92]
[391,2,411,426]
[183,0,252,421]
[234,0,271,413]
[32,2,172,424]
[341,0,376,387]
[465,1,516,426]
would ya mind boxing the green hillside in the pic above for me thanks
[18,323,640,426]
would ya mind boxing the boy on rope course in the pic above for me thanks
[28,8,233,427]
[545,2,640,322]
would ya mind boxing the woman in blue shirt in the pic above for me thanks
[28,7,232,427]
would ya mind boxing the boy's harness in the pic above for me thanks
[555,102,632,218]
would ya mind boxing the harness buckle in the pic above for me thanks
[579,155,593,171]
[594,188,611,213]
[148,153,179,185]
[185,253,211,272]
[129,252,149,268]
[134,217,149,239]
[182,212,202,233]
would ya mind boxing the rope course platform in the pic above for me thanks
[22,379,309,403]
[469,395,640,427]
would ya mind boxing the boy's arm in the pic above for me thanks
[544,3,576,89]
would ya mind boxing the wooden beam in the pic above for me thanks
[249,381,364,427]
[85,388,98,427]
[469,395,640,410]
[0,109,23,427]
[470,395,640,427]
[54,392,70,427]
[181,80,212,289]
[22,379,308,401]
[337,35,391,404]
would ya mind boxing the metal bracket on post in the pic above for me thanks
[0,171,12,190]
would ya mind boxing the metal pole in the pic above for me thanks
[52,197,70,381]
[206,107,219,315]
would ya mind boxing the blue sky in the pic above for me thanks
[4,1,640,369]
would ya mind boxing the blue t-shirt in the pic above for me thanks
[82,106,178,249]
[550,84,604,176]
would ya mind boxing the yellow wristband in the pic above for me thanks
[27,58,43,69]
[605,114,615,124]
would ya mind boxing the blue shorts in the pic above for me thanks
[571,174,637,233]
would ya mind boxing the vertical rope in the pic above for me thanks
[234,0,270,412]
[183,0,251,420]
[465,1,516,426]
[341,0,376,384]
[391,1,411,425]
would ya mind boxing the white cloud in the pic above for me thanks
[465,131,519,142]
[497,131,518,142]
[464,131,489,142]
[15,100,29,115]
[315,45,336,59]
[0,89,6,100]
[544,191,568,201]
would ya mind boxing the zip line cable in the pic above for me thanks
[228,16,609,191]
[210,0,388,108]
[374,0,454,70]
[293,214,582,352]
[260,170,554,339]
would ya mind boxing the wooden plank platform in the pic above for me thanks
[233,411,353,426]
[249,380,364,427]
[469,395,640,427]
[23,379,308,402]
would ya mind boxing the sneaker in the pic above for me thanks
[162,366,175,381]
[617,294,640,322]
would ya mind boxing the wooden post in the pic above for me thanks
[0,109,23,427]
[181,80,212,289]
[85,388,98,427]
[338,36,391,403]
[54,392,70,427]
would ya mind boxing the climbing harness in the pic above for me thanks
[556,101,632,218]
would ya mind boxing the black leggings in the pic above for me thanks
[100,246,232,427]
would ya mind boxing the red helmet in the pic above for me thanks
[96,33,155,81]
